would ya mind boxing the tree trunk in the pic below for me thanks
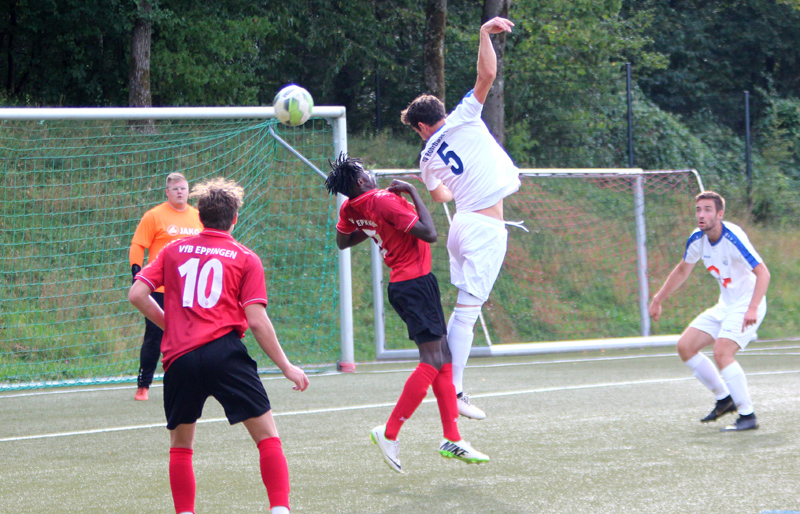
[128,0,155,133]
[424,0,447,103]
[482,0,510,145]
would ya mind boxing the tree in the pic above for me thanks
[424,0,447,102]
[481,0,510,144]
[0,0,130,106]
[129,0,154,132]
[501,0,666,167]
[623,0,800,131]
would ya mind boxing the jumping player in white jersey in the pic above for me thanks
[649,191,770,431]
[401,16,519,420]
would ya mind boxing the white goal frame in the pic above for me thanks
[0,106,356,372]
[369,167,705,360]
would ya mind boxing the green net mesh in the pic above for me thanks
[374,170,715,350]
[0,117,340,390]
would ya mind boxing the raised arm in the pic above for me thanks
[648,260,696,322]
[473,17,514,104]
[388,179,437,243]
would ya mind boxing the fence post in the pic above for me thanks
[626,63,634,168]
[745,91,752,211]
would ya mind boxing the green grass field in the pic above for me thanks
[3,340,800,513]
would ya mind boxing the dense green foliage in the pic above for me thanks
[4,0,798,221]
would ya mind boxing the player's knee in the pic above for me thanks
[440,335,452,363]
[418,338,445,369]
[676,340,695,362]
[453,305,481,328]
[713,340,738,365]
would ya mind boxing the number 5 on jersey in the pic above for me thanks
[179,258,223,308]
[437,142,464,175]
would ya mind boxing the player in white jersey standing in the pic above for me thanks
[649,191,770,431]
[400,16,520,420]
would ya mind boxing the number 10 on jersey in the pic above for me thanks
[178,258,223,308]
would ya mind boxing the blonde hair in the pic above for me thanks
[189,177,244,230]
[165,172,188,187]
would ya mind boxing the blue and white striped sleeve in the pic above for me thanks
[683,230,704,263]
[724,226,762,270]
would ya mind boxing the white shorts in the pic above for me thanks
[688,298,767,349]
[447,212,508,303]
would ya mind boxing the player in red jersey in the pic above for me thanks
[128,177,308,514]
[325,153,489,473]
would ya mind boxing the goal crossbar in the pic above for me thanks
[0,106,346,121]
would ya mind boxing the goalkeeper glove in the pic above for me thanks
[131,264,142,285]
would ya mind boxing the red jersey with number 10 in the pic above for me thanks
[135,229,268,370]
[336,189,431,282]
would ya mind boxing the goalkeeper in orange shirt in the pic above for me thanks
[129,172,203,401]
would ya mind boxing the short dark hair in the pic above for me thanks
[190,178,244,230]
[325,152,365,198]
[401,94,446,129]
[695,190,725,212]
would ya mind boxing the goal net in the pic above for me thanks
[369,168,715,358]
[0,109,349,390]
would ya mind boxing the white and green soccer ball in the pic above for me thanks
[273,85,314,126]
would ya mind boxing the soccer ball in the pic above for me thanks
[273,85,314,126]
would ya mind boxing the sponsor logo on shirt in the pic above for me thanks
[168,225,201,236]
[707,265,732,288]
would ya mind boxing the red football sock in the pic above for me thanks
[432,363,461,441]
[258,437,290,510]
[169,447,195,514]
[384,362,438,440]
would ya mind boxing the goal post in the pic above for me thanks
[0,106,354,391]
[369,167,710,360]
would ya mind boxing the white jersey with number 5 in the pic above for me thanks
[418,90,520,213]
[683,221,764,309]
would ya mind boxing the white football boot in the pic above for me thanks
[457,393,486,420]
[369,425,402,473]
[438,439,490,464]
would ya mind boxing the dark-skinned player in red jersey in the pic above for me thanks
[325,153,489,473]
[129,177,308,514]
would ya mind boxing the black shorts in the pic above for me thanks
[163,331,271,430]
[387,272,447,345]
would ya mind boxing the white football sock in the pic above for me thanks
[721,361,754,415]
[685,353,729,400]
[447,306,481,395]
[271,507,290,514]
